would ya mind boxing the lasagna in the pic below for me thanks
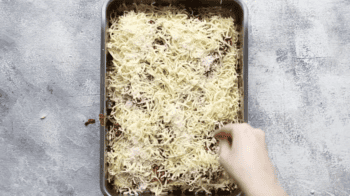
[105,3,244,195]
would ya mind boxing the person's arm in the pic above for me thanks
[213,123,288,196]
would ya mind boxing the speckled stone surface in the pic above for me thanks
[0,0,349,196]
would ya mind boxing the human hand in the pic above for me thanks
[213,123,288,196]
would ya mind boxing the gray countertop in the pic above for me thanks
[1,0,349,195]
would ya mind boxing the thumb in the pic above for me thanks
[217,137,236,181]
[214,129,233,157]
[218,138,231,158]
[218,138,234,174]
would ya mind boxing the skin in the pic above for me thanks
[213,123,288,196]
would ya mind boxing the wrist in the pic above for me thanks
[242,180,287,196]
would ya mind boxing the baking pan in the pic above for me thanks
[100,0,248,195]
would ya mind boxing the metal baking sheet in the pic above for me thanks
[100,0,248,195]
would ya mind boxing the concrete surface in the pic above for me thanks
[0,0,349,195]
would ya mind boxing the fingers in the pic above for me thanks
[213,123,251,139]
[213,127,232,140]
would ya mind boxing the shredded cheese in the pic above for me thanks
[106,3,243,195]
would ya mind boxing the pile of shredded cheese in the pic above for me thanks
[105,3,243,195]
